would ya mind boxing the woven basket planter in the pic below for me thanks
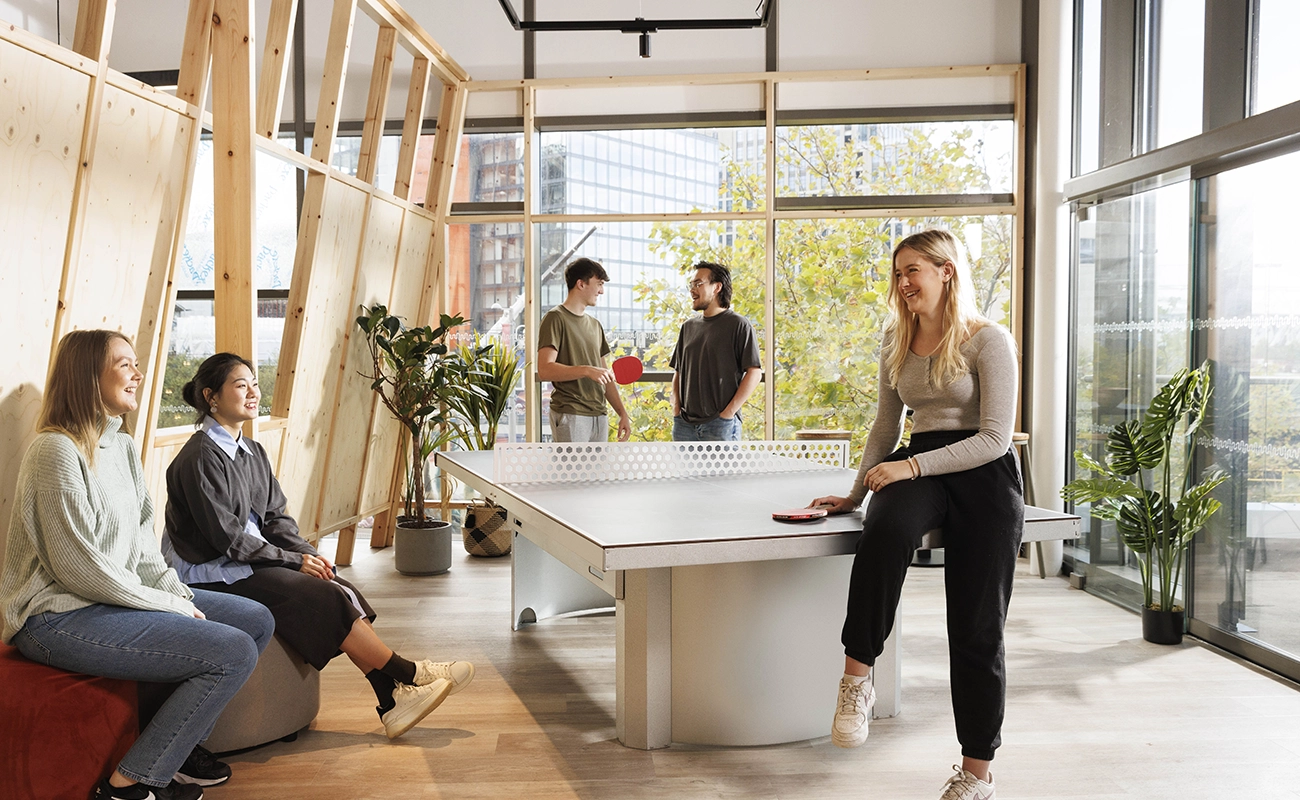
[463,502,511,557]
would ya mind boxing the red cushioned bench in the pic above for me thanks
[0,644,138,800]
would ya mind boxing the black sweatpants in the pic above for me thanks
[841,429,1024,761]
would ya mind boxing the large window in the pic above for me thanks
[157,140,301,428]
[775,215,1012,449]
[1192,150,1300,660]
[1069,0,1300,680]
[1252,0,1300,115]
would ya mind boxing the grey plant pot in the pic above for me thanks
[394,519,453,576]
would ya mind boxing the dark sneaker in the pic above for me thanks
[173,744,231,786]
[92,777,204,800]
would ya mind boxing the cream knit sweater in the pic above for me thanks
[1,417,195,643]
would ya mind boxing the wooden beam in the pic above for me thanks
[393,57,431,200]
[466,63,1022,93]
[1012,64,1027,433]
[522,86,539,442]
[310,0,359,165]
[271,174,328,418]
[762,78,776,440]
[49,0,116,354]
[72,0,115,62]
[356,0,469,84]
[419,82,467,324]
[177,0,216,108]
[141,0,218,463]
[211,0,259,394]
[356,25,398,184]
[256,0,298,140]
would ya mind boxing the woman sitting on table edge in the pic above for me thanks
[1,329,275,800]
[160,352,474,740]
[810,229,1023,800]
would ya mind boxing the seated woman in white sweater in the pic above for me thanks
[0,330,275,800]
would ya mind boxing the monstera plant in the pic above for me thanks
[1061,362,1228,643]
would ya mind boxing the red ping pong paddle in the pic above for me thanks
[612,355,644,385]
[772,507,828,522]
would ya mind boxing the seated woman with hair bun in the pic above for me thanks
[161,352,474,740]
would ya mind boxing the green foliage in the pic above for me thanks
[1061,362,1229,611]
[356,304,481,521]
[622,123,1013,448]
[449,334,525,451]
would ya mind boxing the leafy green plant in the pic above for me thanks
[1061,362,1228,612]
[355,304,480,525]
[450,334,524,451]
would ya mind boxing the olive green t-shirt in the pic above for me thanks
[538,305,612,416]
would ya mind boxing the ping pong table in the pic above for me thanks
[436,441,1079,750]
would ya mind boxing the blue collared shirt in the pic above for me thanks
[162,417,266,585]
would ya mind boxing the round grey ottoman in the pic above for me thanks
[203,633,320,753]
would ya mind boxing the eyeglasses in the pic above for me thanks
[688,280,713,289]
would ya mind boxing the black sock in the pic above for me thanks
[380,652,417,685]
[366,669,397,715]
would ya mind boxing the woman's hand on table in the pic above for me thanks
[808,495,857,515]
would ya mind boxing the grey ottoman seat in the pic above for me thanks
[203,633,320,754]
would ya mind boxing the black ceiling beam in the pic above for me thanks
[496,0,773,33]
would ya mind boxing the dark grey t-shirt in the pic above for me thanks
[669,309,762,424]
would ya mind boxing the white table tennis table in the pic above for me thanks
[436,441,1079,750]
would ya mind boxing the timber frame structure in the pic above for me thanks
[0,0,1025,567]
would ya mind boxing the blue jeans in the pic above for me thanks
[14,589,273,787]
[672,414,742,441]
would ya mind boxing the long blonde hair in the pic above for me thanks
[39,329,133,465]
[883,229,988,388]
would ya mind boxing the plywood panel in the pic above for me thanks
[317,195,404,529]
[0,40,90,561]
[276,177,369,533]
[63,84,191,433]
[358,208,432,512]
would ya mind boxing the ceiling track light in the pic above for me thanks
[497,0,774,59]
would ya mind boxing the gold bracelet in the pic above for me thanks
[909,457,920,480]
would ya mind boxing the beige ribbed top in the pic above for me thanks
[847,324,1018,506]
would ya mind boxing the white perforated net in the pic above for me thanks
[492,441,850,484]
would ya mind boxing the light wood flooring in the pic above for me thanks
[211,534,1300,800]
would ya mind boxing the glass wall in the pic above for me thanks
[1192,150,1300,660]
[1069,182,1192,607]
[777,121,1014,197]
[1147,0,1204,149]
[1252,0,1300,115]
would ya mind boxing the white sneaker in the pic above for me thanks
[939,765,996,800]
[381,678,452,739]
[831,675,876,748]
[413,659,475,694]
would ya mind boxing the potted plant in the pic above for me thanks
[448,334,524,557]
[356,304,479,575]
[1061,362,1228,644]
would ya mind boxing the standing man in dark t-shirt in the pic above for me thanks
[537,258,632,442]
[669,261,763,441]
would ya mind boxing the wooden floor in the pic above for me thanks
[212,533,1300,800]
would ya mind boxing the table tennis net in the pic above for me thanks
[492,440,850,484]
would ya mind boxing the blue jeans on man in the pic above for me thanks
[14,589,273,787]
[672,414,741,441]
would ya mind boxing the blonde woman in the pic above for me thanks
[810,229,1022,800]
[0,330,275,800]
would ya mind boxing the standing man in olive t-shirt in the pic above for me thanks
[670,261,763,441]
[537,258,632,442]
